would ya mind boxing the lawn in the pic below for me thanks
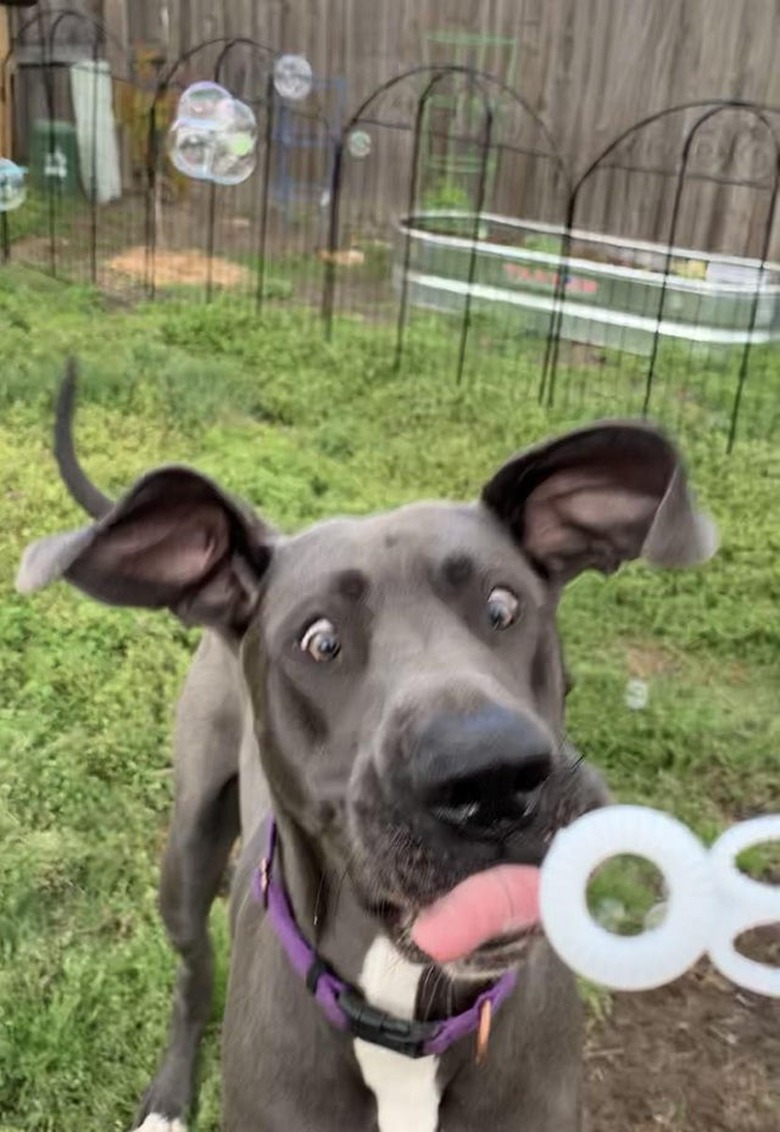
[0,265,778,1132]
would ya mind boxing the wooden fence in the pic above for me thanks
[5,0,780,258]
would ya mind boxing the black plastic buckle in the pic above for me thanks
[306,956,331,994]
[337,989,439,1059]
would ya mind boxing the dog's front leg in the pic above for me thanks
[135,636,243,1130]
[222,896,377,1131]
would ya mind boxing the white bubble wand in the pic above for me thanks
[539,806,780,996]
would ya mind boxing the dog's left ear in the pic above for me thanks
[16,466,275,636]
[481,422,717,582]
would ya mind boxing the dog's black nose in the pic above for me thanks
[407,706,552,838]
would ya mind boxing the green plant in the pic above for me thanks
[4,188,81,245]
[421,179,473,213]
[419,179,488,238]
[521,232,564,257]
[353,239,393,282]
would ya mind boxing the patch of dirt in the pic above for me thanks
[560,341,610,367]
[105,246,252,288]
[623,643,755,688]
[11,235,71,258]
[585,945,780,1132]
[624,642,681,680]
[318,247,366,267]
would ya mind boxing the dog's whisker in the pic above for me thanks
[329,848,361,922]
[418,965,434,1017]
[312,870,329,932]
[443,972,456,1020]
[422,966,449,1021]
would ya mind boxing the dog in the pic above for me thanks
[16,364,717,1132]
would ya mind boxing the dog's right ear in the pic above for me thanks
[481,421,717,583]
[16,466,274,636]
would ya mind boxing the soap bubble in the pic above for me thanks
[167,122,214,181]
[644,900,668,930]
[348,130,372,159]
[167,82,257,186]
[594,898,627,932]
[177,81,234,125]
[624,678,649,710]
[273,54,313,102]
[210,99,257,186]
[0,158,27,212]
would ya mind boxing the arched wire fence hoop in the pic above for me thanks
[391,68,496,382]
[1,7,130,84]
[322,64,570,387]
[539,99,780,451]
[1,7,132,280]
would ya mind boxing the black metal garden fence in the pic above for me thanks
[2,9,779,451]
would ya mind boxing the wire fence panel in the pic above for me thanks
[2,11,779,451]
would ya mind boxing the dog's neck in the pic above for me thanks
[269,809,482,1022]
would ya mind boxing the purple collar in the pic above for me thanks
[251,818,518,1060]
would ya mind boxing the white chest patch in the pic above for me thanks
[353,937,441,1132]
[134,1115,186,1132]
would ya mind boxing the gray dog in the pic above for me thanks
[16,366,716,1132]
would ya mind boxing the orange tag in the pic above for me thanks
[475,999,492,1064]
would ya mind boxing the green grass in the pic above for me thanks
[0,266,778,1131]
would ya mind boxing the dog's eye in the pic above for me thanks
[486,587,520,631]
[300,618,341,662]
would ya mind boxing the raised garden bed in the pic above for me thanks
[395,213,780,355]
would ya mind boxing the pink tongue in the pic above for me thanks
[411,865,541,964]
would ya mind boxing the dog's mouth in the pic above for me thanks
[445,927,542,979]
[364,862,544,974]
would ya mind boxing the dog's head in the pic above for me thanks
[17,420,716,976]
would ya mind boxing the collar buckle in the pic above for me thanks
[337,989,439,1059]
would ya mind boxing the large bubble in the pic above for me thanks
[167,81,258,186]
[0,158,27,212]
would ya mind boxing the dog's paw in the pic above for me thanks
[134,1115,187,1132]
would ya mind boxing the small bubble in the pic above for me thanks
[348,130,372,159]
[594,898,626,932]
[644,901,668,930]
[0,158,27,212]
[273,54,313,102]
[625,678,649,710]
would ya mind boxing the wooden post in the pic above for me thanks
[103,0,130,79]
[0,5,11,157]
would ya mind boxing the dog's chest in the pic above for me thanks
[354,938,441,1132]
